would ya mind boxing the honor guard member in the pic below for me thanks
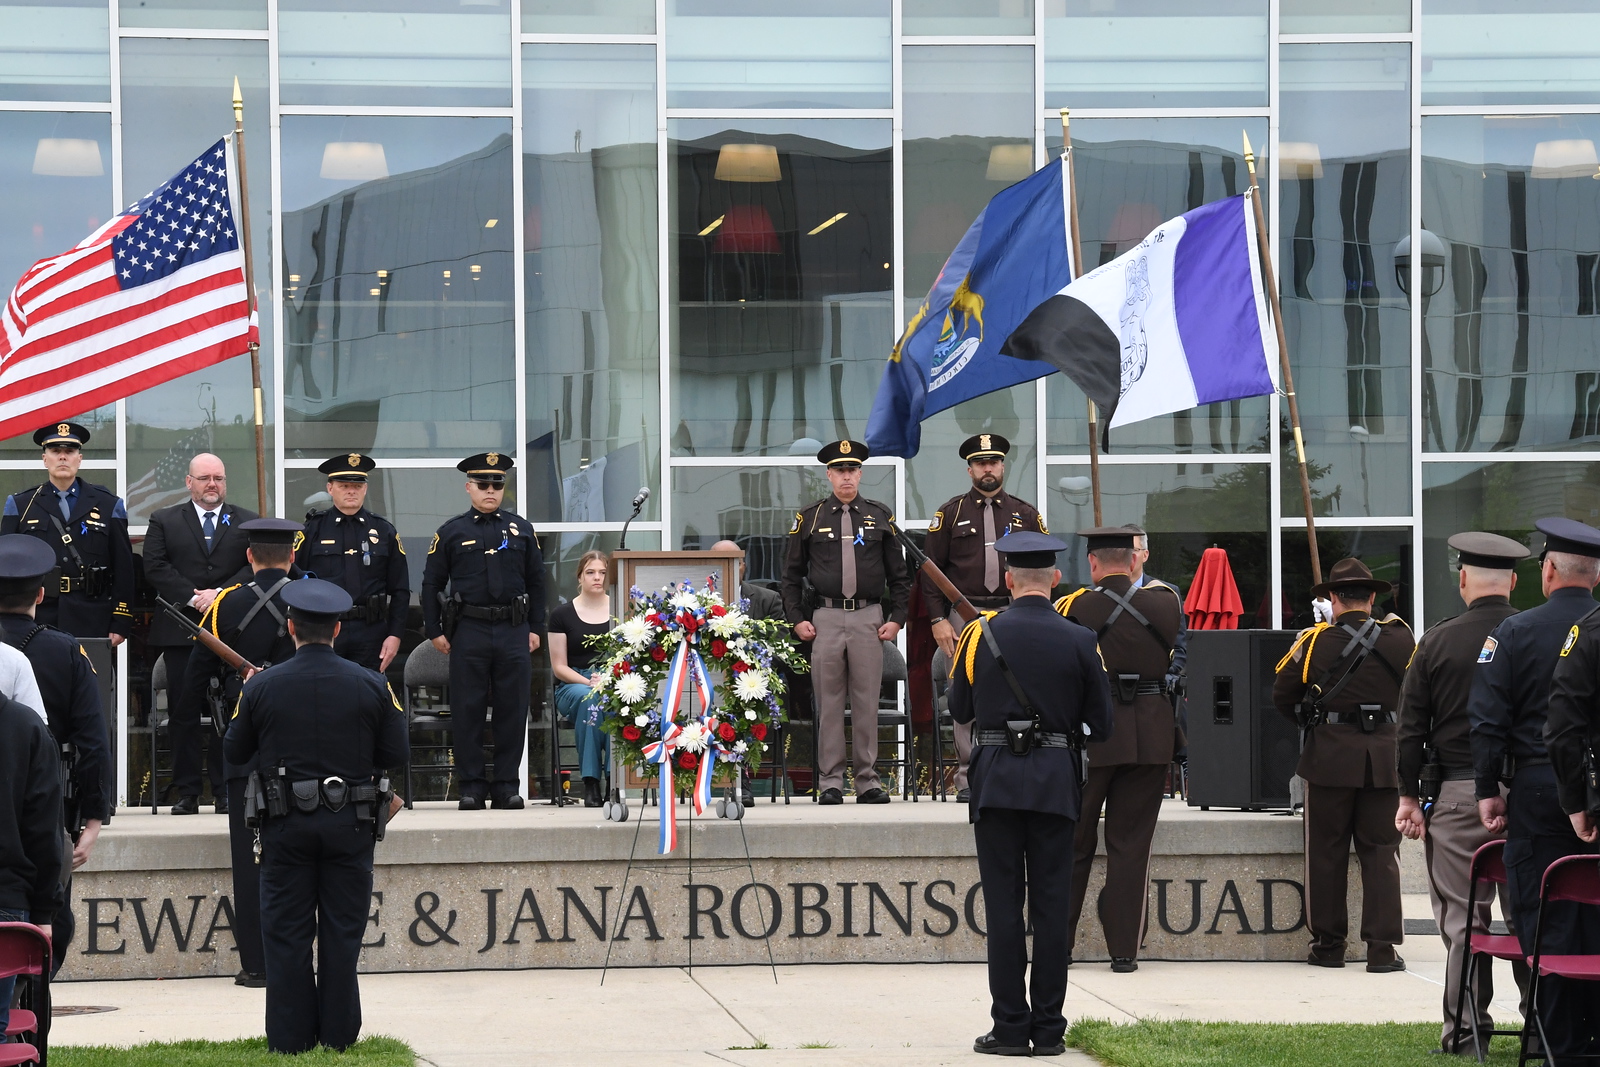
[1054,526,1182,972]
[421,452,545,810]
[949,532,1113,1057]
[224,579,407,1055]
[1273,558,1413,971]
[1396,532,1529,1053]
[924,433,1047,803]
[296,454,409,673]
[186,518,304,988]
[2,423,134,644]
[0,534,110,974]
[781,440,910,805]
[1472,517,1600,1061]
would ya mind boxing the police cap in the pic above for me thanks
[458,451,514,482]
[994,530,1066,570]
[34,422,90,449]
[1080,526,1136,552]
[1536,517,1600,559]
[0,534,59,580]
[959,433,1009,462]
[280,577,354,621]
[319,452,376,482]
[1447,531,1529,570]
[239,517,303,547]
[817,440,867,468]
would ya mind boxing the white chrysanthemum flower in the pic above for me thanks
[709,609,748,637]
[676,720,709,752]
[615,673,648,705]
[734,670,769,702]
[633,714,650,728]
[619,617,651,649]
[670,590,700,610]
[744,709,757,721]
[734,740,749,754]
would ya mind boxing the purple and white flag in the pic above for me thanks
[1000,193,1277,429]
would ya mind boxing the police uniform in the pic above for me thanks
[1397,532,1528,1051]
[1054,527,1182,970]
[780,440,910,803]
[187,518,305,987]
[420,452,545,809]
[1474,518,1600,1058]
[1273,557,1413,969]
[948,532,1113,1057]
[0,534,110,973]
[295,454,409,672]
[223,579,407,1054]
[923,433,1046,799]
[1,424,134,640]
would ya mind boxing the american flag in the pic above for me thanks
[0,136,257,442]
[126,424,215,523]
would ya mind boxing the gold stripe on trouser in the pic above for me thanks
[812,604,883,793]
[1425,779,1507,1050]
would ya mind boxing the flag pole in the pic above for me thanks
[232,77,268,516]
[1060,108,1103,525]
[1242,131,1321,586]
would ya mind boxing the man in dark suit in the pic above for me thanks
[949,531,1113,1057]
[140,452,259,814]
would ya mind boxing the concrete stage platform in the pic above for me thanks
[66,799,1384,981]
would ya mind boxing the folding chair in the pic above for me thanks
[0,921,52,1066]
[401,641,452,807]
[1523,853,1600,1067]
[1455,839,1527,1061]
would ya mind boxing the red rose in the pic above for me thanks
[650,645,667,662]
[751,722,768,741]
[710,639,727,658]
[718,722,737,742]
[710,605,727,617]
[613,661,629,677]
[678,751,698,770]
[732,661,750,674]
[681,611,699,634]
[622,725,641,741]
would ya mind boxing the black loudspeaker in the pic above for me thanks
[1185,629,1300,810]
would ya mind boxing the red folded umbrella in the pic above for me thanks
[1185,546,1245,630]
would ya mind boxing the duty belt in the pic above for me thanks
[1442,768,1477,781]
[339,594,389,623]
[1324,710,1397,725]
[818,596,877,611]
[288,777,378,814]
[976,730,1078,749]
[460,603,517,621]
[1130,680,1166,696]
[966,595,1010,610]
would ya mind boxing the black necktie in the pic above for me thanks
[203,511,216,553]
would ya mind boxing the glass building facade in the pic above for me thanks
[3,1,1598,799]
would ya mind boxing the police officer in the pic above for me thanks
[1054,526,1182,972]
[781,440,910,806]
[949,532,1112,1057]
[296,454,409,673]
[0,534,110,974]
[1472,517,1600,1061]
[924,433,1046,804]
[223,579,406,1054]
[186,518,304,988]
[2,423,134,644]
[1396,532,1529,1053]
[421,452,545,810]
[1273,557,1413,971]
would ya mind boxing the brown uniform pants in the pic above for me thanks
[1303,781,1403,961]
[812,604,883,793]
[1067,762,1167,960]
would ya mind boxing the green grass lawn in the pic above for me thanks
[50,1036,413,1067]
[1068,1019,1527,1066]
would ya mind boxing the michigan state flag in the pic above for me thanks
[1001,193,1278,429]
[865,156,1075,458]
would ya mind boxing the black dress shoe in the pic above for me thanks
[234,970,266,988]
[458,795,485,811]
[956,787,972,803]
[740,788,755,806]
[491,794,525,810]
[973,1032,1032,1057]
[1367,954,1405,973]
[582,777,603,807]
[856,787,891,804]
[213,794,229,815]
[171,795,200,815]
[1033,1040,1067,1056]
[818,787,844,806]
[1111,957,1138,973]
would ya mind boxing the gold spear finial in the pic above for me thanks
[232,76,243,125]
[1242,130,1256,175]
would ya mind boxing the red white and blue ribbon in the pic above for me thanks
[640,718,682,854]
[640,631,718,854]
[693,715,718,815]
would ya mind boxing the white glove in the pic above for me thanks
[1312,598,1334,624]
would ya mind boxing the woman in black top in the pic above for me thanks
[549,550,615,806]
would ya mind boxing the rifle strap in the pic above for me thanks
[1094,585,1173,658]
[1308,618,1402,710]
[46,513,87,576]
[977,616,1039,722]
[238,577,293,636]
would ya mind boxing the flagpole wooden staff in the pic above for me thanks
[232,77,268,516]
[1060,108,1103,525]
[1242,131,1321,586]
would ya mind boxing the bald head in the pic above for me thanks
[186,452,227,508]
[711,539,744,582]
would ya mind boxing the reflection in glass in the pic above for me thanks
[1422,115,1600,454]
[670,463,895,583]
[670,120,893,458]
[665,0,891,109]
[120,0,265,30]
[281,117,514,457]
[279,0,511,108]
[904,0,1032,36]
[0,0,109,101]
[1044,0,1266,109]
[1280,44,1411,518]
[1281,0,1407,34]
[1045,463,1270,626]
[524,46,659,526]
[523,0,653,33]
[1422,1,1600,105]
[1044,118,1270,456]
[1281,527,1414,627]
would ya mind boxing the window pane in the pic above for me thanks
[1422,115,1600,454]
[281,116,514,459]
[1280,44,1411,518]
[120,0,265,31]
[904,0,1032,36]
[666,0,891,109]
[1281,526,1413,626]
[1282,0,1407,34]
[1044,462,1271,625]
[0,0,109,102]
[670,119,892,458]
[1043,117,1271,456]
[1422,1,1600,106]
[522,0,653,33]
[524,45,660,526]
[279,0,512,108]
[1044,0,1267,109]
[121,41,274,518]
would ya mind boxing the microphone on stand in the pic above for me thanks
[620,486,649,551]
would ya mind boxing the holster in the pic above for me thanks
[85,566,111,598]
[1585,746,1600,816]
[1114,673,1140,705]
[1419,747,1444,805]
[438,592,461,640]
[1358,704,1382,734]
[373,777,394,842]
[244,771,265,828]
[512,593,529,626]
[1004,719,1037,756]
[262,765,290,819]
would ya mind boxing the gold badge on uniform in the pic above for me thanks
[928,511,943,532]
[1561,625,1580,658]
[980,434,991,451]
[486,452,499,466]
[348,453,361,467]
[789,511,802,535]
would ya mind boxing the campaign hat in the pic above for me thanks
[1311,557,1391,599]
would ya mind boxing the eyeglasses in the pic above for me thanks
[190,475,226,483]
[473,480,502,491]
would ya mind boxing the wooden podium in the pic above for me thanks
[609,549,744,618]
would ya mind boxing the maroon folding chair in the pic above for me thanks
[1524,854,1600,1067]
[0,921,51,1067]
[1455,839,1528,1061]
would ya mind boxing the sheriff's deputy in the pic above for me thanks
[421,452,545,810]
[949,531,1112,1057]
[1,423,134,644]
[296,453,409,673]
[924,433,1047,803]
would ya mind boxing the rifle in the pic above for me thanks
[157,596,263,675]
[888,522,982,626]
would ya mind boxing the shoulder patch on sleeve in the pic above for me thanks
[1036,513,1048,534]
[1561,626,1579,658]
[112,498,127,520]
[789,511,802,535]
[394,529,406,555]
[78,644,97,674]
[427,533,440,555]
[387,682,404,713]
[292,530,305,553]
[1478,635,1498,663]
[928,510,943,533]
